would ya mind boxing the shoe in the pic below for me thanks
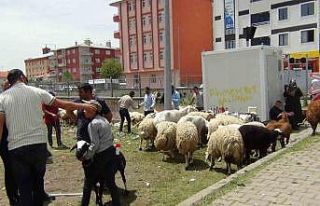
[46,156,53,164]
[56,144,69,150]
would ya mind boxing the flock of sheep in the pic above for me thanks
[132,106,293,174]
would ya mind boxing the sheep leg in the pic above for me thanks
[279,136,286,148]
[226,162,231,175]
[188,152,193,165]
[209,155,215,171]
[311,123,317,136]
[185,154,190,170]
[139,138,143,151]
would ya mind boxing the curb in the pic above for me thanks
[177,128,312,206]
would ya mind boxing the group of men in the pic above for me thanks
[0,69,204,206]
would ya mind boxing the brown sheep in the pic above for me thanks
[266,112,292,150]
[306,100,320,135]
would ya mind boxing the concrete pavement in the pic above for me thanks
[210,133,320,206]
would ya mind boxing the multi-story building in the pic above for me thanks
[47,41,117,82]
[111,0,213,88]
[213,0,319,71]
[25,53,52,81]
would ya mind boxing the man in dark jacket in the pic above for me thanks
[269,100,283,121]
[284,80,303,129]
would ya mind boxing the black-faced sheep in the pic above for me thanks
[176,121,198,170]
[206,126,244,174]
[238,125,281,164]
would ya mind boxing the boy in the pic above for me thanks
[81,100,120,206]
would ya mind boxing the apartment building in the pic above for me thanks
[213,0,319,71]
[25,53,52,81]
[111,0,213,88]
[47,42,117,82]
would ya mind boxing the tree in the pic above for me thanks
[101,58,122,79]
[62,71,72,82]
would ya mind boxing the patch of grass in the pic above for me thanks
[196,134,320,206]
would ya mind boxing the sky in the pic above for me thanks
[0,0,119,71]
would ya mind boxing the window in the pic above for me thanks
[279,33,288,46]
[129,19,136,30]
[72,49,75,54]
[150,52,153,62]
[73,68,77,73]
[95,49,100,54]
[143,34,147,44]
[72,58,76,63]
[67,50,70,55]
[159,12,164,23]
[251,11,270,26]
[159,31,164,42]
[95,58,100,63]
[301,2,314,17]
[278,8,288,21]
[225,40,235,49]
[105,50,111,55]
[142,0,146,7]
[150,74,156,83]
[96,68,101,73]
[144,53,148,62]
[301,30,314,43]
[68,59,70,64]
[129,36,135,47]
[142,16,146,26]
[160,50,164,60]
[251,36,270,46]
[250,0,262,2]
[128,2,135,11]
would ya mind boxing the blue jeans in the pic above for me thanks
[9,143,48,206]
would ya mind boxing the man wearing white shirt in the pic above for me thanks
[141,87,156,116]
[0,69,95,206]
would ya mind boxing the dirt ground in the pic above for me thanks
[0,126,231,206]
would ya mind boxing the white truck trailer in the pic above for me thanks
[202,46,283,121]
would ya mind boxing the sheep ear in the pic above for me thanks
[70,144,77,152]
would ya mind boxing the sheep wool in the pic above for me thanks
[153,105,197,126]
[138,117,157,150]
[206,126,244,174]
[154,121,177,157]
[215,114,244,125]
[187,111,214,121]
[176,121,198,155]
[178,115,208,146]
[130,112,145,125]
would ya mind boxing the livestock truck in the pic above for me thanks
[202,46,283,121]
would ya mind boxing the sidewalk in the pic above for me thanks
[210,134,320,206]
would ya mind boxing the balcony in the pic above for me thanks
[113,14,120,22]
[114,31,121,39]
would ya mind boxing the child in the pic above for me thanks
[81,100,120,206]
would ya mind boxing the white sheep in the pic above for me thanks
[206,126,244,174]
[129,112,145,126]
[178,115,208,147]
[138,117,157,151]
[207,118,222,140]
[215,114,244,125]
[176,121,198,170]
[186,111,214,121]
[153,105,197,127]
[244,121,266,128]
[154,121,177,161]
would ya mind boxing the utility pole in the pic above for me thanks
[164,0,172,110]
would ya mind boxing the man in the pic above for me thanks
[171,85,181,110]
[269,100,283,121]
[67,83,112,142]
[190,86,204,111]
[0,80,18,206]
[118,91,137,134]
[42,91,68,149]
[140,87,156,116]
[0,69,96,206]
[80,100,120,206]
[284,79,303,129]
